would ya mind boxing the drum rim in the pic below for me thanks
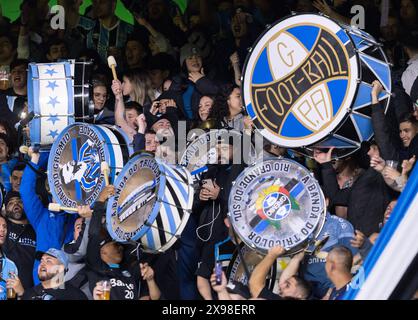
[226,242,281,291]
[106,153,166,243]
[228,157,326,255]
[241,12,361,149]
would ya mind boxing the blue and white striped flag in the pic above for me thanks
[344,164,418,300]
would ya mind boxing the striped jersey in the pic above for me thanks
[79,16,133,63]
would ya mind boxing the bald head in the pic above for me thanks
[327,246,353,273]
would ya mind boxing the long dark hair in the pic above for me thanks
[210,83,239,124]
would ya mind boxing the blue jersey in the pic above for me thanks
[0,158,18,193]
[79,16,133,63]
[301,213,358,299]
[0,253,19,300]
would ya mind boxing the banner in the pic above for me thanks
[344,165,418,300]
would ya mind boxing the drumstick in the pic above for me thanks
[101,161,110,186]
[48,203,79,213]
[107,56,118,81]
[19,145,40,154]
[19,145,29,154]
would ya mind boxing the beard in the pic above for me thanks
[6,206,26,221]
[38,270,59,282]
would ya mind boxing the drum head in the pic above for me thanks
[226,242,290,293]
[48,123,131,210]
[228,158,326,255]
[180,129,257,187]
[242,13,359,149]
[106,154,163,243]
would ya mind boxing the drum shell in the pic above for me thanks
[28,60,93,150]
[139,162,194,253]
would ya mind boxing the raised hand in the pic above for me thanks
[350,230,366,248]
[136,114,147,134]
[77,205,93,219]
[111,79,123,97]
[401,155,416,176]
[370,155,386,172]
[313,147,334,164]
[97,185,116,202]
[267,245,286,258]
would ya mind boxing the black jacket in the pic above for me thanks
[320,162,393,236]
[372,102,418,162]
[170,75,219,121]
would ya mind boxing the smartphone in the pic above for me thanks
[215,261,223,285]
[202,179,214,190]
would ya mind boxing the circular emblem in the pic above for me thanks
[242,14,358,148]
[228,158,326,254]
[106,154,163,242]
[48,123,132,210]
[180,129,257,187]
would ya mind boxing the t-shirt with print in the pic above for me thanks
[21,283,88,300]
[87,266,144,300]
[0,252,19,300]
[300,213,358,299]
[4,220,36,289]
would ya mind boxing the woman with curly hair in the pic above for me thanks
[210,84,245,131]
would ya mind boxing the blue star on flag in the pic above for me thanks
[46,81,58,91]
[47,130,59,139]
[47,114,59,125]
[45,68,58,77]
[47,96,59,108]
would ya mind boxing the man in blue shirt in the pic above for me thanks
[0,133,17,193]
[300,211,358,299]
[20,148,76,284]
[325,246,357,300]
[0,215,19,300]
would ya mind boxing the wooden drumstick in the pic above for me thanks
[48,203,79,213]
[19,145,29,154]
[101,161,110,186]
[107,56,118,81]
[19,145,40,155]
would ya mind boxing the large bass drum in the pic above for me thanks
[28,60,93,150]
[47,123,133,210]
[242,13,391,158]
[106,153,194,253]
[228,158,326,255]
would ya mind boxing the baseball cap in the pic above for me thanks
[44,248,69,269]
[4,191,21,207]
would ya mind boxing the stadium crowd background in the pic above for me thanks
[0,0,417,300]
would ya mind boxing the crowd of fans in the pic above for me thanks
[0,0,417,301]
